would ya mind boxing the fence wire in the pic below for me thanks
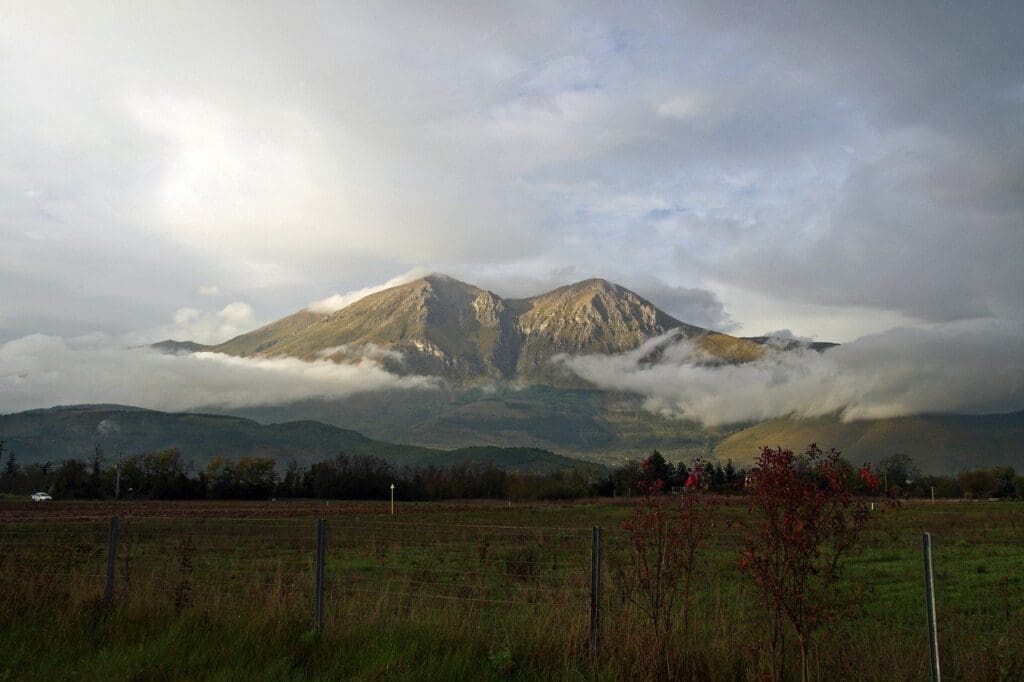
[0,513,1020,680]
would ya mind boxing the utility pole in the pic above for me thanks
[390,483,395,516]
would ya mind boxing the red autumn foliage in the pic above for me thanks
[739,444,881,682]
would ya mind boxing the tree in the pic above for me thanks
[1,444,18,493]
[279,461,304,497]
[874,453,918,495]
[2,442,17,479]
[52,459,92,498]
[89,444,105,498]
[991,466,1016,498]
[615,462,715,679]
[641,451,674,487]
[958,468,999,498]
[610,459,642,496]
[723,460,738,489]
[739,444,879,682]
[142,448,193,499]
[235,457,277,499]
[2,444,17,481]
[206,456,237,498]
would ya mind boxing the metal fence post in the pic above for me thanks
[105,516,119,607]
[315,518,326,633]
[923,533,941,682]
[590,525,601,660]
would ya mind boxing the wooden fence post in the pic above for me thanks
[105,516,119,607]
[590,525,602,660]
[315,518,326,633]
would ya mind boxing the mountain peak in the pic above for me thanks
[420,272,459,285]
[414,273,488,295]
[191,275,762,381]
[570,277,616,290]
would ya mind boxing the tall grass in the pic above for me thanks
[1,501,1022,680]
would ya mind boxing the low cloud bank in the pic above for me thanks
[557,320,1024,425]
[0,334,437,414]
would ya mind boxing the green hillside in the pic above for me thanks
[229,388,1024,474]
[714,412,1024,473]
[229,385,740,464]
[0,405,588,474]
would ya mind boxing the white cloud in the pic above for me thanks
[197,285,221,297]
[557,320,1024,425]
[0,2,1020,346]
[0,333,437,414]
[656,92,713,122]
[307,269,431,313]
[315,343,404,364]
[167,302,255,344]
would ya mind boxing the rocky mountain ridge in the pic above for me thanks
[158,274,763,381]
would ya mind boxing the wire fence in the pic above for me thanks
[0,513,1020,680]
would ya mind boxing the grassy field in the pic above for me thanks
[0,498,1021,681]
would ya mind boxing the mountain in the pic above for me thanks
[182,275,763,381]
[742,336,839,352]
[136,274,1024,474]
[0,405,591,474]
[150,339,211,354]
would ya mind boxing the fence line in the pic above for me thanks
[1,513,1019,679]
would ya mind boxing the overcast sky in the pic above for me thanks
[2,1,1022,346]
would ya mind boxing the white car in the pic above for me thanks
[30,492,52,502]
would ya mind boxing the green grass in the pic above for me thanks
[1,499,1022,680]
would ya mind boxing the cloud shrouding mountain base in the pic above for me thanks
[0,334,437,414]
[557,320,1024,426]
[3,319,1023,426]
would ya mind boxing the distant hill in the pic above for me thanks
[0,405,591,474]
[150,340,210,354]
[714,412,1024,473]
[742,336,839,352]
[226,389,1024,474]
[227,385,736,463]
[160,274,763,381]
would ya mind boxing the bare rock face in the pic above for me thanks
[198,274,762,382]
[511,279,702,376]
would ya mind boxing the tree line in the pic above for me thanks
[0,441,1021,501]
[0,444,597,501]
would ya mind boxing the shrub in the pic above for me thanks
[739,444,879,682]
[615,464,715,679]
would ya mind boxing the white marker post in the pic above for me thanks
[390,483,395,516]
